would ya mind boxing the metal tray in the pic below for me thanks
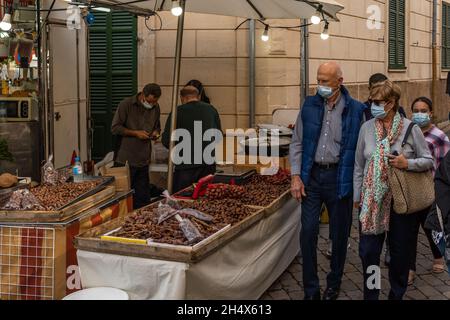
[0,185,116,223]
[55,175,115,211]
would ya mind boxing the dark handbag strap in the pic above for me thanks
[401,122,416,148]
[437,204,445,234]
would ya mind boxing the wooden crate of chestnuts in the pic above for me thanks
[74,198,266,263]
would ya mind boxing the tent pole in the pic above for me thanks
[249,19,256,128]
[300,18,309,106]
[167,0,186,194]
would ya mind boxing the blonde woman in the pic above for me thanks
[353,80,434,300]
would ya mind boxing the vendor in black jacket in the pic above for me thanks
[425,151,450,272]
[162,85,222,193]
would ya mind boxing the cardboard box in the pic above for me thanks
[99,162,131,192]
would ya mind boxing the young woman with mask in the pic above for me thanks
[408,97,450,284]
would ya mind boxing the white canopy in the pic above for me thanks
[86,0,344,21]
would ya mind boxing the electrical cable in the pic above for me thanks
[35,0,55,44]
[144,11,162,31]
[234,18,316,32]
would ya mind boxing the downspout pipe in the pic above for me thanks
[432,0,438,121]
[249,19,256,128]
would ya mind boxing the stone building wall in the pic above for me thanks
[137,0,450,129]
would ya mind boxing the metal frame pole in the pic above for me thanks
[249,19,256,128]
[300,18,309,106]
[47,23,55,161]
[41,21,49,161]
[86,23,92,161]
[76,29,81,157]
[167,0,186,194]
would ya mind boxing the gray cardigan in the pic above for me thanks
[353,118,434,202]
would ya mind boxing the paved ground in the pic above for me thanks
[261,217,450,300]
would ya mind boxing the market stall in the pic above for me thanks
[75,171,299,299]
[0,164,134,300]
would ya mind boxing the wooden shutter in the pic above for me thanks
[89,12,137,162]
[388,0,406,69]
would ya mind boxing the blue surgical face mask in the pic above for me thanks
[371,102,387,119]
[412,112,431,128]
[317,85,335,99]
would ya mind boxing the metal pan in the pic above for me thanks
[55,175,115,211]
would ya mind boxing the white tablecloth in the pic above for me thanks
[77,197,301,300]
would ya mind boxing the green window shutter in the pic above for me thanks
[389,0,406,69]
[443,2,450,69]
[111,12,137,115]
[89,12,137,161]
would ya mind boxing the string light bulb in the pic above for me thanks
[261,25,269,42]
[320,21,329,40]
[0,13,12,31]
[171,0,183,16]
[310,5,323,25]
[92,7,111,12]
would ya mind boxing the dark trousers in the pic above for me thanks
[410,206,443,271]
[173,165,216,194]
[359,210,416,300]
[300,164,353,297]
[130,165,150,210]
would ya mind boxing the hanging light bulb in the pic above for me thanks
[261,25,269,42]
[310,5,322,25]
[320,22,329,40]
[171,0,183,16]
[0,13,12,31]
[92,7,111,13]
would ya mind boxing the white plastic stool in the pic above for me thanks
[62,287,129,300]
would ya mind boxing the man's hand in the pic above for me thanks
[150,130,161,141]
[291,175,306,202]
[354,201,360,209]
[134,130,151,140]
[388,154,408,169]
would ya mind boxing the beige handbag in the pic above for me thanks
[389,123,435,214]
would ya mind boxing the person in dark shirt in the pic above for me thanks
[111,83,162,209]
[364,73,407,120]
[186,79,211,104]
[162,85,222,193]
[425,152,450,274]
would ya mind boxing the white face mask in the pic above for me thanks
[142,100,155,110]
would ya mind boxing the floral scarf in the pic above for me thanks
[359,112,403,235]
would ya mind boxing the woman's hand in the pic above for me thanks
[388,154,408,169]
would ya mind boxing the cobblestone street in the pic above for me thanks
[261,217,450,300]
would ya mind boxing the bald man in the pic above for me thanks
[162,85,222,193]
[289,62,367,300]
